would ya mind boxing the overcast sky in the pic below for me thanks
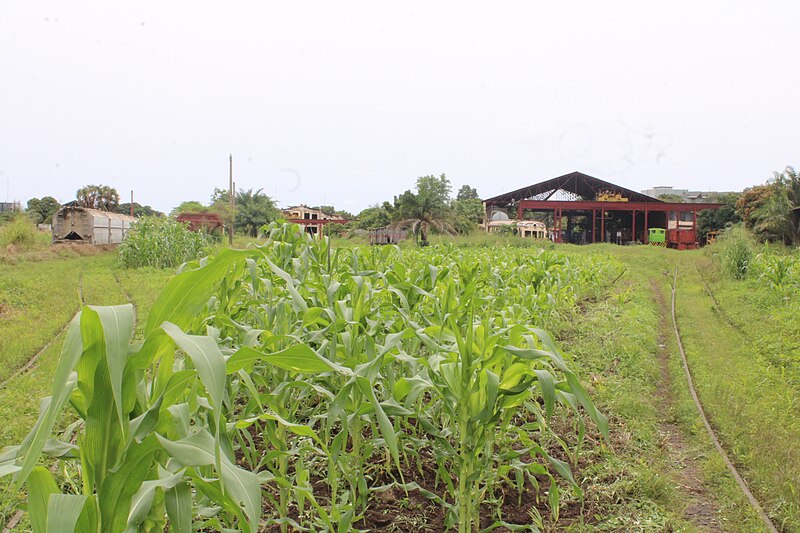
[1,1,798,214]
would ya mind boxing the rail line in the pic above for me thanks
[670,268,778,532]
[0,273,85,391]
[693,264,746,335]
[0,270,137,392]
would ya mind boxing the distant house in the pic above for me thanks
[176,212,224,233]
[283,205,347,235]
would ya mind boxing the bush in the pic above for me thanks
[716,226,755,279]
[0,214,48,248]
[118,216,214,269]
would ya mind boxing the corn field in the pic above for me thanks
[118,216,214,269]
[1,223,613,532]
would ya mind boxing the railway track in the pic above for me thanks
[670,268,778,533]
[0,271,136,392]
[693,264,746,335]
[0,273,85,391]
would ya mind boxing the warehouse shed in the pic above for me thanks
[483,171,723,249]
[52,206,136,245]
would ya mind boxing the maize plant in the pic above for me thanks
[2,222,614,532]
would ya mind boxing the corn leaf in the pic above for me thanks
[46,494,87,533]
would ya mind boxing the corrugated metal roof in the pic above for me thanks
[56,206,138,222]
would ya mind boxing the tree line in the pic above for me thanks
[15,166,799,246]
[696,166,800,245]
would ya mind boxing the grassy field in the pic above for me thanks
[0,250,173,525]
[0,236,797,531]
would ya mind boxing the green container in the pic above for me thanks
[648,228,666,243]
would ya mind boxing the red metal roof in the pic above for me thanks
[483,171,663,205]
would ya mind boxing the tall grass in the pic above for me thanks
[715,226,755,279]
[118,216,213,269]
[0,215,48,249]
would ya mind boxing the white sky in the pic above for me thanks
[1,1,798,214]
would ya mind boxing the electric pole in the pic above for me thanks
[228,154,234,245]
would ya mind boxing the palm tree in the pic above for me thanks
[753,189,796,244]
[391,189,454,246]
[76,184,120,211]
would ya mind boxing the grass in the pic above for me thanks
[0,250,174,527]
[0,235,798,530]
[0,216,50,250]
[558,243,773,531]
[674,256,800,530]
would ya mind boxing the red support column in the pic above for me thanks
[517,204,523,220]
[600,208,605,243]
[592,209,596,243]
[644,210,649,244]
[632,209,636,243]
[553,209,557,241]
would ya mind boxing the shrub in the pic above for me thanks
[118,216,213,269]
[0,214,48,249]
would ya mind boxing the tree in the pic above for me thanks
[234,188,280,237]
[736,184,773,229]
[697,193,740,239]
[657,193,684,203]
[311,205,355,219]
[170,201,208,217]
[77,185,120,211]
[770,166,800,241]
[751,189,795,244]
[736,167,800,244]
[456,185,479,201]
[392,174,454,245]
[26,196,61,224]
[356,205,391,230]
[452,197,484,234]
[117,203,163,218]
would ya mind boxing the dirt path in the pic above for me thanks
[650,280,728,532]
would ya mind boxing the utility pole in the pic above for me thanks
[228,154,234,245]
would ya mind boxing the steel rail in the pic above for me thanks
[671,268,778,532]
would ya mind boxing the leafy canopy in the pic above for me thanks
[26,196,61,225]
[76,184,120,211]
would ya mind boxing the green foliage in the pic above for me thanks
[456,184,479,201]
[697,193,741,239]
[656,193,684,203]
[76,185,120,211]
[310,205,354,219]
[234,188,280,237]
[355,205,391,230]
[452,197,484,234]
[737,167,800,244]
[3,223,611,531]
[0,303,261,533]
[26,197,61,225]
[169,201,208,217]
[0,214,47,248]
[393,173,455,244]
[118,216,213,269]
[116,203,163,218]
[715,226,755,279]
